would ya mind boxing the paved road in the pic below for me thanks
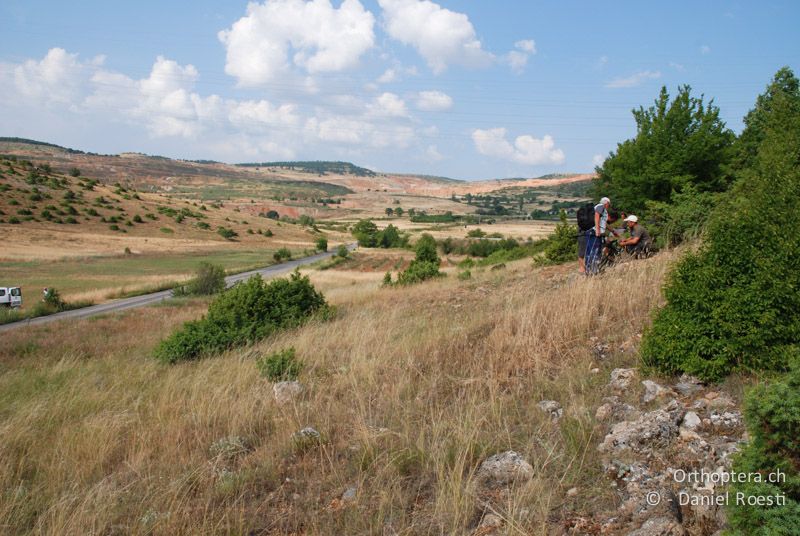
[0,244,356,333]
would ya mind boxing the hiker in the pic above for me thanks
[42,287,49,302]
[584,197,611,274]
[618,215,651,257]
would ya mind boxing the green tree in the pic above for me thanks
[641,68,800,381]
[351,219,378,247]
[394,206,403,217]
[414,233,439,264]
[385,207,394,217]
[594,85,735,212]
[315,237,328,251]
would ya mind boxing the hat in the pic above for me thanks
[600,197,611,205]
[624,215,638,223]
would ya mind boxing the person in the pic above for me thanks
[42,287,49,302]
[585,197,611,274]
[618,215,651,257]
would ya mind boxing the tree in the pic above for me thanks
[394,207,403,217]
[641,68,800,381]
[414,233,439,264]
[351,219,378,247]
[594,85,735,213]
[385,207,394,217]
[315,237,328,251]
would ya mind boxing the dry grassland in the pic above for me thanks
[0,248,679,535]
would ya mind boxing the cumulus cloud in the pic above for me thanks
[472,127,565,166]
[605,70,661,89]
[305,115,414,148]
[379,0,494,73]
[218,0,376,86]
[12,48,97,107]
[415,90,453,111]
[505,39,536,74]
[369,92,409,117]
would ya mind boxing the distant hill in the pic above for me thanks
[237,161,376,177]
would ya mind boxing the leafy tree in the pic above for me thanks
[394,207,403,217]
[385,207,394,217]
[315,237,328,251]
[594,85,735,212]
[352,219,378,247]
[414,233,439,264]
[396,233,442,285]
[641,68,800,381]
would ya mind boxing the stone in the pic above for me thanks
[209,436,250,461]
[341,486,358,503]
[567,487,579,497]
[609,368,637,392]
[537,400,564,422]
[477,451,534,485]
[681,411,702,431]
[627,516,685,536]
[707,393,736,411]
[709,411,742,430]
[598,402,685,456]
[273,381,303,405]
[595,397,641,423]
[642,380,673,403]
[674,374,704,397]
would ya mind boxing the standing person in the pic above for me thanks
[585,197,611,274]
[618,215,651,257]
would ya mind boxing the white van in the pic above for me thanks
[0,287,22,308]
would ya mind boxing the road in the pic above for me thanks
[0,244,355,333]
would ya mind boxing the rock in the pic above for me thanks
[477,451,534,485]
[566,487,579,497]
[609,368,637,392]
[642,380,674,403]
[341,486,358,503]
[709,411,742,430]
[295,426,320,439]
[590,367,601,374]
[209,436,251,461]
[598,402,685,456]
[707,392,736,411]
[627,516,685,536]
[592,341,611,360]
[292,427,322,449]
[681,411,702,431]
[595,397,641,423]
[674,374,704,397]
[537,400,564,422]
[273,381,303,405]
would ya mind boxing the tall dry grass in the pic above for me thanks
[0,250,679,535]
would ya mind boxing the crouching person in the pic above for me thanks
[618,215,651,257]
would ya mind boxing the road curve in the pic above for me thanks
[0,244,356,333]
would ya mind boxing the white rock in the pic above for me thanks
[609,368,637,392]
[642,380,673,403]
[273,381,303,405]
[477,451,534,485]
[682,411,702,431]
[537,400,564,422]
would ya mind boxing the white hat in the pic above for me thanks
[600,197,611,205]
[624,215,638,223]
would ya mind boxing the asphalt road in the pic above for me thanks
[0,244,356,333]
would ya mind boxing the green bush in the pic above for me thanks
[315,237,328,251]
[396,234,442,285]
[256,347,303,381]
[154,271,327,363]
[727,364,800,533]
[174,262,226,297]
[534,210,577,266]
[643,185,721,248]
[335,244,348,258]
[217,226,238,240]
[273,248,292,262]
[641,69,800,381]
[458,270,471,280]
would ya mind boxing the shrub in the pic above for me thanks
[315,237,328,251]
[273,248,292,262]
[643,184,721,248]
[255,347,303,381]
[174,262,226,297]
[397,234,442,285]
[133,214,143,223]
[217,226,238,240]
[535,210,577,266]
[352,219,379,247]
[727,363,800,533]
[641,71,800,381]
[109,224,120,231]
[414,233,439,264]
[154,271,327,363]
[264,228,274,237]
[467,228,486,238]
[458,270,471,280]
[382,272,392,286]
[335,244,348,258]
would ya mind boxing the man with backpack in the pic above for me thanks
[578,196,611,274]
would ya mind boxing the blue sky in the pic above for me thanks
[1,1,797,180]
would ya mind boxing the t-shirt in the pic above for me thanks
[594,203,608,233]
[631,225,650,246]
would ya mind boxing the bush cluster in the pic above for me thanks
[351,219,408,248]
[173,262,226,297]
[395,234,443,285]
[154,271,327,363]
[256,347,303,381]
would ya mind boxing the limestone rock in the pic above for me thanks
[674,374,704,397]
[273,381,303,405]
[642,380,674,403]
[681,411,702,431]
[609,368,637,392]
[627,516,685,536]
[598,402,684,456]
[537,400,564,422]
[477,451,534,485]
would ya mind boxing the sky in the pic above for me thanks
[1,1,798,180]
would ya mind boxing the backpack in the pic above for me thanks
[576,203,595,231]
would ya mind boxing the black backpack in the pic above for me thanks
[576,203,595,231]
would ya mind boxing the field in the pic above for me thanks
[0,247,678,535]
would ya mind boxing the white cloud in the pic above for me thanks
[370,92,408,117]
[472,127,565,166]
[605,70,661,89]
[515,39,536,54]
[379,0,494,73]
[426,144,443,161]
[592,153,605,167]
[669,61,685,71]
[377,68,399,84]
[700,45,711,55]
[218,0,376,87]
[305,115,414,148]
[13,48,91,107]
[415,90,453,111]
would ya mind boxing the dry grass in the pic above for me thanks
[0,250,680,535]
